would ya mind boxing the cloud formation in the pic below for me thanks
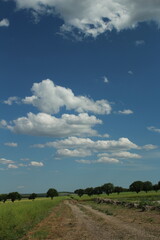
[12,0,160,37]
[118,109,133,115]
[0,18,9,27]
[30,161,44,167]
[22,79,111,115]
[147,126,160,133]
[4,142,18,147]
[7,112,101,137]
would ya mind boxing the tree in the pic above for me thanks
[84,187,94,196]
[0,194,8,203]
[143,181,153,193]
[102,183,114,195]
[92,186,103,195]
[158,181,160,190]
[129,181,143,193]
[153,184,159,192]
[74,189,84,197]
[47,188,58,199]
[114,186,123,195]
[28,193,37,200]
[8,192,22,202]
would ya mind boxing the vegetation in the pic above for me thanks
[0,196,65,240]
[74,180,160,198]
[46,188,58,200]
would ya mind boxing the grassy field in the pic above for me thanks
[0,196,67,240]
[73,190,160,203]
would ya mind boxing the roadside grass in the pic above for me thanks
[0,196,67,240]
[73,190,160,202]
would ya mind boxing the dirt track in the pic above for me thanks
[24,200,160,240]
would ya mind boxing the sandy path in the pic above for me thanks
[23,200,159,240]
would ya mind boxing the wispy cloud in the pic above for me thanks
[135,40,145,46]
[4,142,18,147]
[30,161,44,167]
[147,126,160,133]
[118,109,133,115]
[103,76,109,84]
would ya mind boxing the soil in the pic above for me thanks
[23,199,160,240]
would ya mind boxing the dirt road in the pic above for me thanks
[24,200,160,240]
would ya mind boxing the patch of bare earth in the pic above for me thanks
[22,200,160,240]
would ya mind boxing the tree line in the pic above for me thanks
[74,180,160,197]
[0,188,58,203]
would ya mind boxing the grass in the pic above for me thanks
[0,196,67,240]
[72,190,160,203]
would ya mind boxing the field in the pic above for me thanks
[0,191,160,240]
[0,197,66,240]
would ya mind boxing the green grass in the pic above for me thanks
[0,196,67,240]
[73,190,160,202]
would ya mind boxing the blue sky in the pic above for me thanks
[0,0,160,193]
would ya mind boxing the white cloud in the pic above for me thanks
[3,96,20,105]
[22,79,111,115]
[147,126,160,133]
[4,142,18,147]
[56,148,91,158]
[76,156,119,164]
[0,158,14,164]
[12,0,160,38]
[98,151,142,159]
[142,144,158,150]
[7,112,101,137]
[30,161,44,167]
[34,136,139,151]
[8,164,18,169]
[76,159,92,164]
[0,120,7,128]
[0,18,9,27]
[103,76,109,83]
[118,109,133,115]
[135,40,145,46]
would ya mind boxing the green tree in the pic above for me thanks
[84,187,94,196]
[74,189,84,197]
[129,181,143,193]
[102,183,114,195]
[47,188,58,199]
[143,181,153,193]
[114,186,123,195]
[28,193,37,200]
[0,194,8,203]
[92,186,103,195]
[153,184,159,192]
[8,192,21,202]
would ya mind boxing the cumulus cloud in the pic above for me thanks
[98,151,142,159]
[4,142,18,147]
[22,79,111,115]
[11,0,160,38]
[0,18,9,27]
[56,148,92,158]
[0,120,7,128]
[118,109,133,115]
[30,161,44,167]
[0,158,14,164]
[76,156,119,164]
[7,112,101,137]
[3,96,20,105]
[142,144,158,150]
[33,136,139,151]
[8,164,18,169]
[147,126,160,133]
